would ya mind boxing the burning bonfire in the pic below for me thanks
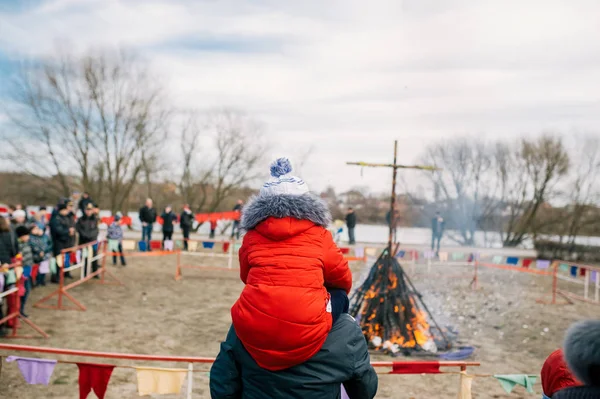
[349,249,450,355]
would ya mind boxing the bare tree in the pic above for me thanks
[178,111,212,211]
[499,135,569,247]
[205,108,267,212]
[564,135,600,246]
[1,49,169,212]
[420,137,496,246]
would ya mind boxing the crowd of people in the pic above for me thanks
[0,195,123,337]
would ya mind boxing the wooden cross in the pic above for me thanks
[347,140,440,257]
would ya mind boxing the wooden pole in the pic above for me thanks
[388,140,398,258]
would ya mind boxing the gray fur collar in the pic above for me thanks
[241,194,332,230]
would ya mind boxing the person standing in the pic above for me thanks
[160,206,177,248]
[16,225,34,317]
[30,223,52,287]
[345,208,357,245]
[77,192,93,216]
[36,207,48,233]
[231,199,244,240]
[139,198,157,251]
[76,203,99,278]
[0,216,17,337]
[431,211,445,254]
[107,214,126,266]
[179,204,194,251]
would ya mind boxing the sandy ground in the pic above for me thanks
[0,252,597,399]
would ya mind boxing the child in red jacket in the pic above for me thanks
[231,158,353,371]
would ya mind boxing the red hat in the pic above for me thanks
[541,349,581,396]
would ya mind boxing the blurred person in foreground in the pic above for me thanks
[541,349,581,399]
[0,216,17,337]
[551,320,600,398]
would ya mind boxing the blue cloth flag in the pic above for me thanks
[506,257,519,265]
[202,241,215,249]
[570,266,578,277]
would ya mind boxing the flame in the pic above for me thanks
[359,268,432,350]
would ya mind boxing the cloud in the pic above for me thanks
[1,0,600,192]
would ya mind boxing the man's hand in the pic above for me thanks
[142,222,148,227]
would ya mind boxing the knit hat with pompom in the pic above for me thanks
[259,158,309,196]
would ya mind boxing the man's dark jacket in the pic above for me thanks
[346,212,357,228]
[50,213,74,256]
[161,211,177,232]
[180,211,194,229]
[139,206,157,224]
[76,214,99,244]
[210,314,378,399]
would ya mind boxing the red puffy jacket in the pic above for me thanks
[231,216,352,371]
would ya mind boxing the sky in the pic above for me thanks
[1,0,599,193]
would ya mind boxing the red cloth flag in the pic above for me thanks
[223,242,230,253]
[391,361,441,374]
[77,363,115,399]
[340,247,350,255]
[522,259,533,268]
[580,268,587,277]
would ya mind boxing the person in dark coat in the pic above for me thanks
[345,207,357,244]
[179,204,194,251]
[160,206,177,247]
[0,216,17,337]
[231,199,243,240]
[210,313,378,399]
[139,198,157,251]
[431,211,445,253]
[76,203,99,277]
[552,320,600,399]
[49,203,75,282]
[78,192,93,216]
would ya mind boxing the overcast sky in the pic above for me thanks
[1,0,599,193]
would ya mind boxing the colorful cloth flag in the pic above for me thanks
[122,240,136,251]
[175,240,184,249]
[439,252,449,262]
[458,372,474,399]
[0,273,4,292]
[135,367,187,396]
[6,269,17,284]
[392,362,440,374]
[423,250,435,259]
[570,266,578,277]
[494,374,537,394]
[591,271,598,283]
[536,260,550,269]
[163,240,174,251]
[506,257,519,266]
[202,241,215,249]
[82,247,88,259]
[354,246,365,259]
[365,248,377,256]
[50,258,57,274]
[6,356,57,385]
[580,268,587,277]
[397,250,406,258]
[522,259,533,268]
[234,243,242,252]
[76,250,82,264]
[452,252,464,261]
[340,247,350,255]
[223,242,230,253]
[492,255,503,264]
[77,363,115,399]
[108,240,120,253]
[559,263,569,272]
[39,260,50,274]
[187,241,198,251]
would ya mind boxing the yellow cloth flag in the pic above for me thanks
[457,372,473,399]
[56,256,63,267]
[15,266,23,280]
[136,367,187,396]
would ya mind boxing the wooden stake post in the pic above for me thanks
[347,140,440,255]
